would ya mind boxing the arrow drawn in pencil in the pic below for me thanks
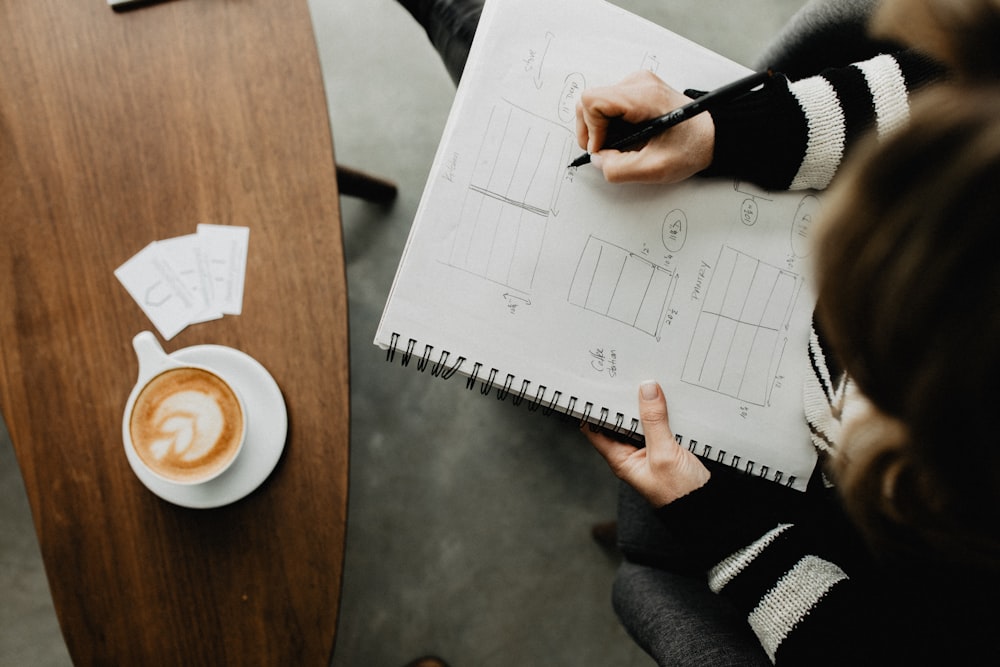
[535,32,554,89]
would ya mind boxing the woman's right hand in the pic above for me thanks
[575,70,716,184]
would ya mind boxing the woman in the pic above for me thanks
[586,83,1000,664]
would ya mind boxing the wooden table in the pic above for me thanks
[0,0,349,664]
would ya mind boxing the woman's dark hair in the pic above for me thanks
[872,0,1000,80]
[815,84,1000,570]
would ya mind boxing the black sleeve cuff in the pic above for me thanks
[687,74,808,191]
[653,461,809,567]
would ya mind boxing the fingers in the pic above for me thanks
[583,381,676,485]
[576,70,675,154]
[583,381,711,506]
[583,381,673,477]
[574,71,714,184]
[576,92,620,154]
[582,426,643,479]
[636,381,700,474]
[591,149,669,183]
[593,113,716,184]
[575,113,601,157]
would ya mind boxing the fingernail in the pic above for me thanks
[590,153,603,169]
[640,380,658,400]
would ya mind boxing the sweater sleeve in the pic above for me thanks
[696,50,944,190]
[654,469,874,665]
[702,522,859,664]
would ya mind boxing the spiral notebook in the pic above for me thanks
[375,0,820,490]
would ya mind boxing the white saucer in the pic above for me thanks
[123,345,287,509]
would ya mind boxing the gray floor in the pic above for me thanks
[1,1,801,665]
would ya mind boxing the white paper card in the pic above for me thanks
[155,233,223,324]
[197,224,250,316]
[115,242,203,340]
[116,225,250,339]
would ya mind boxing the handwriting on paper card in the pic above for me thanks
[116,225,249,340]
[197,224,249,316]
[156,234,223,324]
[115,243,204,340]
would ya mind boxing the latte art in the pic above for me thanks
[147,390,226,462]
[129,367,244,484]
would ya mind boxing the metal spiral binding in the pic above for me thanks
[386,333,640,440]
[387,334,792,483]
[675,433,795,486]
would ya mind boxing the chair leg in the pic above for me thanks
[337,165,398,203]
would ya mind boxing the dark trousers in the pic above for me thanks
[397,0,886,85]
[396,0,485,83]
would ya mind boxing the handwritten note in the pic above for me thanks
[116,225,249,339]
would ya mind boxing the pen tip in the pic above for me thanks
[568,154,590,168]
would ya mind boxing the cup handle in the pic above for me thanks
[132,331,178,384]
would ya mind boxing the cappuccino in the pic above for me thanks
[129,367,244,484]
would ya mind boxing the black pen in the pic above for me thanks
[568,69,773,168]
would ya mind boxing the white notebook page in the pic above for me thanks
[375,0,820,490]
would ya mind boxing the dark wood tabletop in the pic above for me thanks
[0,0,349,664]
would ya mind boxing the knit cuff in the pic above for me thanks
[690,74,809,191]
[654,462,806,568]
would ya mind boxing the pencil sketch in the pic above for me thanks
[445,101,574,292]
[568,235,678,338]
[733,179,773,227]
[682,246,800,406]
[641,51,661,74]
[662,209,688,252]
[791,194,821,257]
[526,31,554,90]
[558,72,586,122]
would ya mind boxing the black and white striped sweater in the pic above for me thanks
[643,48,968,664]
[700,50,943,190]
[654,323,994,664]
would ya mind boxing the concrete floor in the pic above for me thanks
[1,1,802,665]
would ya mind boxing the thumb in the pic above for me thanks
[637,380,674,442]
[637,380,712,503]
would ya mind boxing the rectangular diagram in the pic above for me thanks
[447,102,572,292]
[683,247,797,405]
[569,236,674,337]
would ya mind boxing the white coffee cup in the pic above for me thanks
[123,332,247,486]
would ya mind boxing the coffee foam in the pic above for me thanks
[129,367,244,484]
